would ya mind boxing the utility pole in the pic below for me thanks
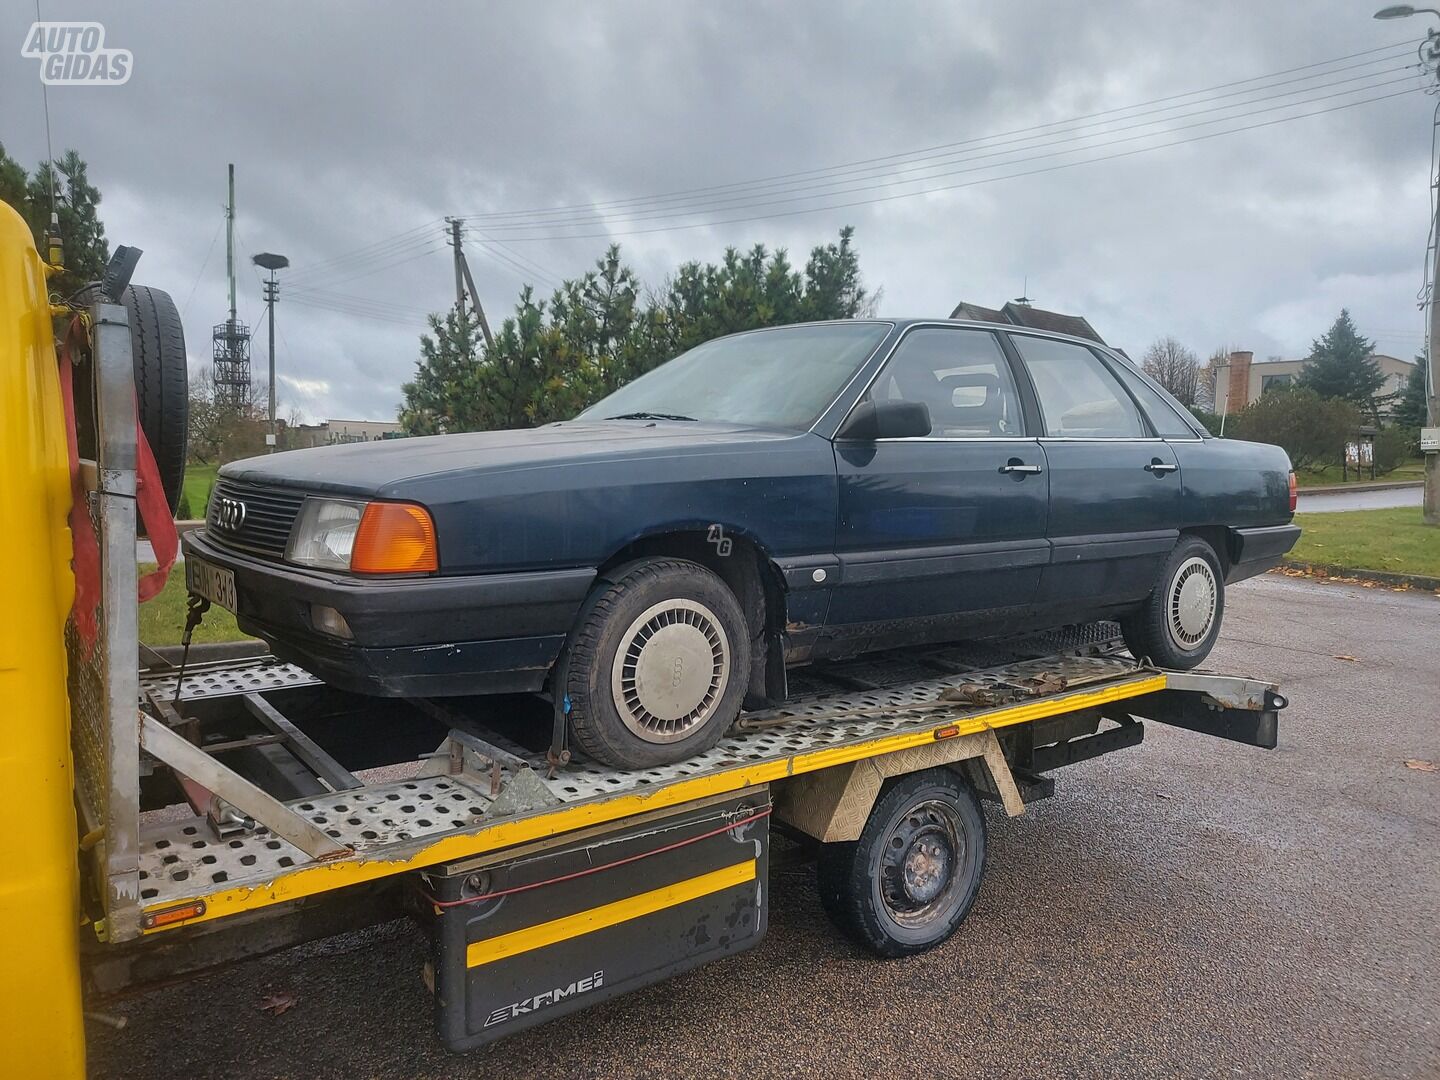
[1375,6,1440,523]
[253,252,290,452]
[444,216,496,349]
[1424,135,1440,522]
[448,217,465,314]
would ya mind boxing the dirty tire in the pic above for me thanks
[1120,535,1225,670]
[816,769,986,958]
[74,283,189,514]
[562,558,750,769]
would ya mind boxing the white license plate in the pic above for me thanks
[187,556,237,613]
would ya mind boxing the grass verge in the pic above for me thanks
[1288,507,1440,579]
[1294,459,1425,488]
[138,562,251,645]
[180,461,219,519]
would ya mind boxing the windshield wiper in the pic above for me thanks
[603,411,698,422]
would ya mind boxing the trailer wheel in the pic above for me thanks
[563,558,751,769]
[816,769,986,958]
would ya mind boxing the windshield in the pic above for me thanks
[577,322,891,430]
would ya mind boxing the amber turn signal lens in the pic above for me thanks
[351,502,438,574]
[1288,471,1298,513]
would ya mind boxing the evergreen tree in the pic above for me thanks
[400,227,873,433]
[1295,309,1387,420]
[1393,354,1428,430]
[0,143,110,297]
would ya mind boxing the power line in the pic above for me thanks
[461,67,1420,235]
[180,216,224,318]
[459,40,1418,225]
[284,219,443,282]
[286,292,430,326]
[458,85,1423,243]
[282,284,431,318]
[284,232,444,287]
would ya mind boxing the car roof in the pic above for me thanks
[755,317,1124,356]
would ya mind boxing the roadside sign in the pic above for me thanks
[1422,427,1439,453]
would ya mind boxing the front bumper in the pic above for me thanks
[182,530,596,696]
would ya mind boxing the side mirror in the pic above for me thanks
[836,399,931,441]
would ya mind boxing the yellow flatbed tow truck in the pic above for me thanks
[0,205,1286,1074]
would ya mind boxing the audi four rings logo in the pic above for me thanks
[214,497,247,531]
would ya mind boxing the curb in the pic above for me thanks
[1298,480,1423,495]
[1279,560,1440,592]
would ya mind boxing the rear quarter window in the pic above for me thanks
[1105,356,1204,438]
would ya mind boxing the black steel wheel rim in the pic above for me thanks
[878,798,964,928]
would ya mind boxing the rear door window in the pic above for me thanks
[1009,335,1146,438]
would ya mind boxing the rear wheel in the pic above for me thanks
[1121,535,1225,669]
[816,769,986,958]
[562,559,751,769]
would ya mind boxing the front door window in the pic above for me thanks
[871,328,1024,438]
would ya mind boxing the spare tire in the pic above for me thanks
[74,283,189,514]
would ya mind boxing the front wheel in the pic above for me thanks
[562,558,750,769]
[1121,535,1225,669]
[816,769,987,958]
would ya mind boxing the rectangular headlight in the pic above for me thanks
[286,498,366,571]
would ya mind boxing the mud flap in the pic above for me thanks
[415,791,770,1052]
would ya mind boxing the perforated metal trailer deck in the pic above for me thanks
[57,297,1286,1054]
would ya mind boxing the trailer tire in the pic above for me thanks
[73,282,189,515]
[1121,535,1225,670]
[563,558,750,769]
[816,768,986,958]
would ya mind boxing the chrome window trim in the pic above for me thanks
[860,436,1039,444]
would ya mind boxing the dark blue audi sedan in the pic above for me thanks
[185,319,1299,767]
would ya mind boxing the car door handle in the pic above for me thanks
[1144,460,1178,474]
[999,461,1043,475]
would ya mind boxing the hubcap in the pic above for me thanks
[610,599,731,744]
[1167,556,1218,651]
[879,800,963,927]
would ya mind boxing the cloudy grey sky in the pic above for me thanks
[4,1,1434,421]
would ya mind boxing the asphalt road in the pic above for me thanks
[1296,486,1423,513]
[90,574,1440,1080]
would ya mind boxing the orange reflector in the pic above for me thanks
[142,900,207,930]
[934,725,961,740]
[352,502,438,574]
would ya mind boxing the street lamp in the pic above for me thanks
[251,252,288,451]
[1373,5,1440,18]
[1375,5,1440,522]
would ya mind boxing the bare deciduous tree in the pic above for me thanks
[1140,336,1201,406]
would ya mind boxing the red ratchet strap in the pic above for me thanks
[135,421,178,601]
[59,315,180,651]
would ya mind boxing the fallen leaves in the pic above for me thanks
[258,991,296,1017]
[1404,759,1437,773]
